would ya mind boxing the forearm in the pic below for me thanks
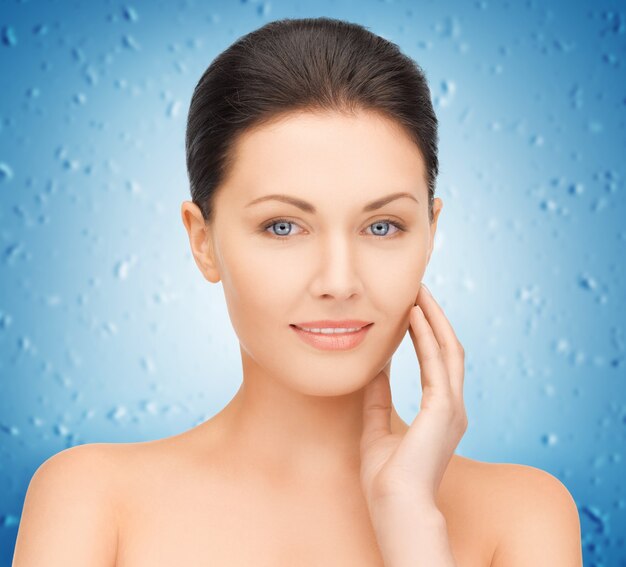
[371,499,458,567]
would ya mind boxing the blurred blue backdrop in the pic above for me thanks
[1,0,624,564]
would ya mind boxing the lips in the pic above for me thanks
[291,320,373,329]
[291,322,373,350]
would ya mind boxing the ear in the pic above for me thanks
[425,197,443,266]
[180,201,221,283]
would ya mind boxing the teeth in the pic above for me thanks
[297,326,362,334]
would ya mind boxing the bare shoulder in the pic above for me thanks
[443,455,582,567]
[13,442,125,566]
[488,460,583,566]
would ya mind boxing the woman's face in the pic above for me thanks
[183,109,443,397]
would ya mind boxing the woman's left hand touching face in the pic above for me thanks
[360,283,468,513]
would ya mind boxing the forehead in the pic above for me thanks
[221,109,427,202]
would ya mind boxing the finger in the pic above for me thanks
[416,285,461,351]
[408,303,453,403]
[416,285,465,401]
[361,368,392,452]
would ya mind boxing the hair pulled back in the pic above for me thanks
[185,16,439,224]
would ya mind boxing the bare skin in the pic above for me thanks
[111,417,497,566]
[14,425,579,566]
[13,109,583,566]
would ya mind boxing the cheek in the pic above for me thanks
[362,251,426,309]
[220,246,298,325]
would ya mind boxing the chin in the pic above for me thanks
[277,355,389,398]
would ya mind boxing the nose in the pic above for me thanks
[312,231,364,300]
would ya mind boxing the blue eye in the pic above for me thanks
[265,219,300,238]
[261,218,407,240]
[368,220,402,237]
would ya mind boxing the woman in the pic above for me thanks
[14,17,582,566]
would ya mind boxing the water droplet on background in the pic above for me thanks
[2,26,17,47]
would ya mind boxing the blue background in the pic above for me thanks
[1,0,624,564]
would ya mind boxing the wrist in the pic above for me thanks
[369,500,456,567]
[369,495,447,537]
[371,493,443,520]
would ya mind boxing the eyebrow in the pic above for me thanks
[245,191,419,213]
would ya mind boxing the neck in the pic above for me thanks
[207,348,409,484]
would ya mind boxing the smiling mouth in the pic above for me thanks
[289,323,374,351]
[290,323,373,334]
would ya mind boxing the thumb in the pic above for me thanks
[361,368,392,450]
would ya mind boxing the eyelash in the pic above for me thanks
[260,218,408,241]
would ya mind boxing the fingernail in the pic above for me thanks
[421,283,432,296]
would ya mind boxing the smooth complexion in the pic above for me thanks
[181,108,443,485]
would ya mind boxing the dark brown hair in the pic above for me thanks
[185,16,439,224]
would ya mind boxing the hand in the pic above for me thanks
[360,283,468,512]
